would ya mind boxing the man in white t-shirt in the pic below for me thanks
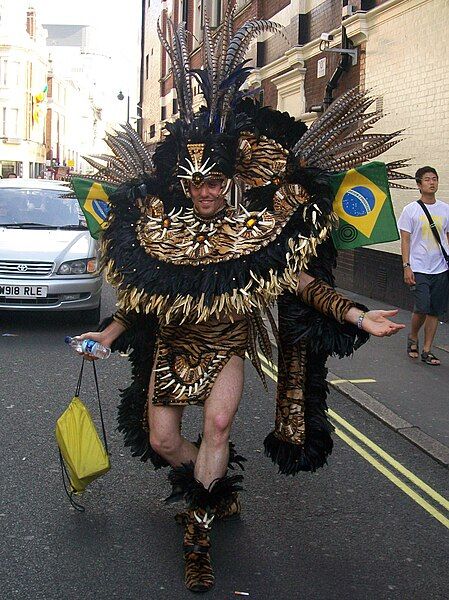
[398,166,449,365]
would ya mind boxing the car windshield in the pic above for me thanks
[0,187,86,228]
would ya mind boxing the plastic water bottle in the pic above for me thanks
[65,336,111,359]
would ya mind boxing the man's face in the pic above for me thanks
[189,177,226,218]
[418,172,439,195]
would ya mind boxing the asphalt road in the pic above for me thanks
[1,285,448,600]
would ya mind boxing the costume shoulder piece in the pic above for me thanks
[101,177,333,323]
[74,0,410,326]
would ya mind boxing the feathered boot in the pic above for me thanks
[173,438,246,524]
[167,463,243,593]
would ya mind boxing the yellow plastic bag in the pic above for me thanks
[56,396,110,494]
[56,360,110,510]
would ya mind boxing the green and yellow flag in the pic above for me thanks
[330,161,399,250]
[71,177,117,239]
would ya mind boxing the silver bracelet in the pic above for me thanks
[357,311,366,330]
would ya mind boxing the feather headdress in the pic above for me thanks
[158,0,283,132]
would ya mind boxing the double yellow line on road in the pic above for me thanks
[257,353,449,529]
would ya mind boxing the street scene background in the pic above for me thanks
[1,0,449,598]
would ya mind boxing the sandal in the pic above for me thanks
[421,351,441,366]
[407,336,419,359]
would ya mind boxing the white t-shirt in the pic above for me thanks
[398,199,449,274]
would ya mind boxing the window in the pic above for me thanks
[2,107,19,137]
[9,61,20,86]
[182,0,189,23]
[172,98,178,115]
[209,0,222,27]
[193,0,204,49]
[0,59,7,86]
[161,105,167,120]
[145,54,149,80]
[149,124,156,138]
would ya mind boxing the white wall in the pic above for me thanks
[349,0,449,253]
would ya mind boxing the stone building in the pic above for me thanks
[140,0,449,307]
[140,0,164,147]
[0,1,48,177]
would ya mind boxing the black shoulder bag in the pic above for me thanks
[418,200,449,277]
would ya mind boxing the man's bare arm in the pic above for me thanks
[400,229,415,285]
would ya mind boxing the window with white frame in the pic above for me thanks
[9,61,20,86]
[0,59,7,86]
[0,59,21,87]
[2,107,19,137]
[192,0,204,50]
[208,0,222,27]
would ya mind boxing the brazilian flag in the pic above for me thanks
[330,161,399,250]
[71,177,117,240]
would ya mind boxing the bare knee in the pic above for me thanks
[204,412,233,447]
[150,431,182,458]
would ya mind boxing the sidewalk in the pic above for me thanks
[328,289,449,466]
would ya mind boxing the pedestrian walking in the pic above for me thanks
[398,166,449,365]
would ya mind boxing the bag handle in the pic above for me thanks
[417,200,449,267]
[75,358,109,455]
[59,359,109,512]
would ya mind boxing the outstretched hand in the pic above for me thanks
[362,309,405,337]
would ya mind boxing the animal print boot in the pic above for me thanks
[183,507,215,592]
[166,463,243,592]
[214,490,241,519]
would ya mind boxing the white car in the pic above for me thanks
[0,178,102,323]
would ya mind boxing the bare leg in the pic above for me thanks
[423,315,439,353]
[195,355,244,488]
[147,362,198,466]
[410,312,425,340]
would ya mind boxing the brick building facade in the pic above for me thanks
[140,0,449,309]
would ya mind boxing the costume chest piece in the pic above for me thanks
[135,196,283,266]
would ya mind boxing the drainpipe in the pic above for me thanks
[322,24,352,109]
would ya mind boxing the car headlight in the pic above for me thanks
[57,258,98,275]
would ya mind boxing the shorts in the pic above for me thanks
[413,271,449,318]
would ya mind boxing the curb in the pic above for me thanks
[328,372,449,468]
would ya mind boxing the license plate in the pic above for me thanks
[0,285,48,298]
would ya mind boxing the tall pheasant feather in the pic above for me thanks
[292,88,413,188]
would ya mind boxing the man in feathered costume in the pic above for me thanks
[76,2,406,592]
